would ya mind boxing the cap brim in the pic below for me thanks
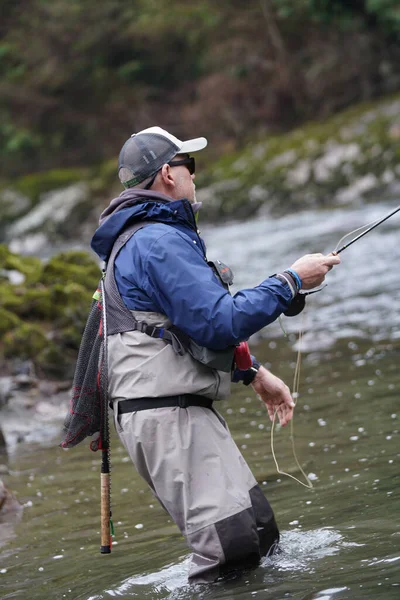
[179,137,208,153]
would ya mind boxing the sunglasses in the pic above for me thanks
[168,156,195,175]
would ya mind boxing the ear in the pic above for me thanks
[159,163,176,189]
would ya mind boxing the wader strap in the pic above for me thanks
[116,394,213,413]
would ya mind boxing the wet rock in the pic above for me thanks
[0,478,23,516]
[0,427,6,452]
[6,183,89,240]
[0,377,14,408]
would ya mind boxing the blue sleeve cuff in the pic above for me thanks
[285,268,302,290]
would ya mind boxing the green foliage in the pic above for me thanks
[367,0,400,35]
[0,0,399,177]
[272,0,400,33]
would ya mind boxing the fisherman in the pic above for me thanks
[90,127,340,583]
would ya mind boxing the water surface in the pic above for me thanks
[1,202,399,599]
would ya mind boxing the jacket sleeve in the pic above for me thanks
[126,228,293,350]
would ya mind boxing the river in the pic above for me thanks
[1,201,399,599]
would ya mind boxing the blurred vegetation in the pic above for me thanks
[1,0,399,177]
[0,245,100,379]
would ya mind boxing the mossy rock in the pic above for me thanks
[89,158,119,194]
[13,168,88,207]
[0,244,42,284]
[50,282,93,322]
[0,307,22,336]
[0,282,25,313]
[200,93,400,219]
[36,343,75,379]
[41,251,101,289]
[58,325,85,350]
[13,286,55,320]
[3,323,48,360]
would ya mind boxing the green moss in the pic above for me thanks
[0,244,42,284]
[89,158,119,193]
[200,92,400,219]
[13,168,89,207]
[41,251,101,289]
[0,247,101,378]
[36,343,75,379]
[0,282,25,312]
[50,282,93,330]
[14,287,55,320]
[0,307,22,336]
[58,325,85,350]
[3,323,48,360]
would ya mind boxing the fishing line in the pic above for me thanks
[270,309,313,489]
[333,215,384,254]
[270,203,400,487]
[334,204,400,254]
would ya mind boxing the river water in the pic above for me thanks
[1,201,399,599]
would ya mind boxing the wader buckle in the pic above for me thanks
[177,395,189,408]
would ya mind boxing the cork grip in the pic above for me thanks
[100,472,111,553]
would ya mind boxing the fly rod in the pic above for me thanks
[334,204,400,254]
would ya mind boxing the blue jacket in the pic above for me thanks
[91,190,292,350]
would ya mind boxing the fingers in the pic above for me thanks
[277,403,294,427]
[323,253,341,266]
[266,399,294,427]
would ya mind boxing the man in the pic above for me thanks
[90,126,340,582]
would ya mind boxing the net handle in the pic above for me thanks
[100,277,112,554]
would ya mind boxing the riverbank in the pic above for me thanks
[1,93,399,256]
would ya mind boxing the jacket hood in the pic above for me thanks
[91,188,197,261]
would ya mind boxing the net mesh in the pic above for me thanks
[118,133,179,187]
[60,295,105,449]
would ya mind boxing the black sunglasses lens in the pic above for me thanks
[189,157,195,174]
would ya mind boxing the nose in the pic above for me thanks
[191,173,195,181]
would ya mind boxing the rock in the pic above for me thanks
[0,478,23,515]
[286,160,312,187]
[313,143,361,183]
[335,174,379,204]
[6,183,89,240]
[389,123,400,140]
[0,377,14,408]
[0,427,6,452]
[0,189,31,220]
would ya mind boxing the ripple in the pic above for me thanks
[264,527,363,572]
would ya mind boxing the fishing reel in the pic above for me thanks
[283,285,326,317]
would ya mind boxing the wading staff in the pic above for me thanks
[334,204,400,254]
[99,276,112,554]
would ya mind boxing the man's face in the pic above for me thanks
[169,154,196,204]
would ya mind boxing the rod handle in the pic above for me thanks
[100,472,111,553]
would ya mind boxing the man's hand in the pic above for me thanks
[251,365,295,427]
[289,253,340,290]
